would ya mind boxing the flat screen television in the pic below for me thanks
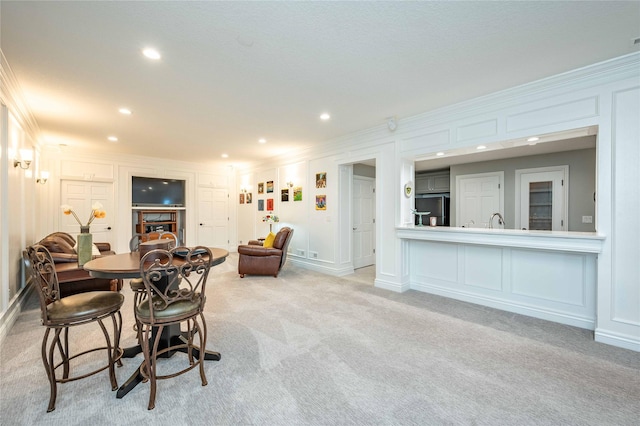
[132,176,185,207]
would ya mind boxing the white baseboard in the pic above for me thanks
[289,258,354,276]
[375,278,410,293]
[0,284,33,347]
[595,329,640,352]
[411,281,595,330]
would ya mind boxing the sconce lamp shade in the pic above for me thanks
[37,171,50,184]
[14,148,33,169]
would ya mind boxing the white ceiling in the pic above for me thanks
[1,1,638,168]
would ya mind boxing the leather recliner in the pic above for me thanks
[238,227,294,278]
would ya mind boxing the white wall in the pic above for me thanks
[0,53,43,344]
[236,53,640,351]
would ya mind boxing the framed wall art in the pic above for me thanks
[281,188,289,202]
[246,193,252,204]
[258,182,264,194]
[315,195,326,210]
[293,186,302,201]
[239,194,245,204]
[258,199,264,211]
[266,181,274,193]
[316,172,326,188]
[266,198,274,211]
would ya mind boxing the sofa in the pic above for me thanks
[25,232,122,297]
[238,227,294,278]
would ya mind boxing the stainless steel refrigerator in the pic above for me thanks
[415,194,450,226]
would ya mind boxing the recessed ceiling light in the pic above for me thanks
[476,145,487,150]
[436,152,445,157]
[119,108,132,115]
[258,138,267,144]
[221,154,229,158]
[320,113,330,121]
[142,48,161,60]
[107,136,118,142]
[527,137,539,142]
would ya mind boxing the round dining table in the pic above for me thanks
[83,246,229,398]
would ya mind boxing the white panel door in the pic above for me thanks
[197,187,229,248]
[60,180,114,246]
[353,176,375,269]
[456,173,503,228]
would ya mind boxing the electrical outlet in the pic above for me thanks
[297,249,305,256]
[582,216,593,224]
[309,251,318,259]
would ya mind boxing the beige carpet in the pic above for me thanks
[1,254,638,425]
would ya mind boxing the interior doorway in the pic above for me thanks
[455,172,504,228]
[352,161,376,276]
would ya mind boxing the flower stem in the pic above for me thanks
[70,211,82,226]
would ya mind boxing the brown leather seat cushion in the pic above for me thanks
[46,291,124,322]
[135,296,201,321]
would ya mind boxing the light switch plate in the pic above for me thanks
[582,216,593,223]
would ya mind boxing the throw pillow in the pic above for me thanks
[73,242,101,256]
[263,232,276,248]
[40,236,75,254]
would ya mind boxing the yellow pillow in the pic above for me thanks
[263,232,276,248]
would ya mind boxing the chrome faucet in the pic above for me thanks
[489,212,505,229]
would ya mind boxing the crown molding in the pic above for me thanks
[0,49,41,142]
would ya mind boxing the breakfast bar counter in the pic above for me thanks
[396,226,604,330]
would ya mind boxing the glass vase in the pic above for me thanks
[77,226,92,267]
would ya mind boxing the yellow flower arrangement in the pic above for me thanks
[60,202,106,229]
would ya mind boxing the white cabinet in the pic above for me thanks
[415,171,450,193]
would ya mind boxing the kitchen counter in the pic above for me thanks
[396,225,601,329]
[396,225,604,254]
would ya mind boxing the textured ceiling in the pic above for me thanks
[1,1,639,168]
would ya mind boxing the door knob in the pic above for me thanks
[353,227,357,230]
[200,223,203,226]
[107,226,112,230]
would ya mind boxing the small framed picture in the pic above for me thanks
[267,198,274,211]
[315,195,326,210]
[316,172,326,188]
[239,194,245,204]
[281,188,289,202]
[258,199,264,211]
[258,182,264,194]
[246,193,252,204]
[293,186,302,201]
[266,181,274,193]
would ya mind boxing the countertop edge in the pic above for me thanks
[396,226,604,253]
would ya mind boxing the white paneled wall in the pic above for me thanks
[408,237,597,329]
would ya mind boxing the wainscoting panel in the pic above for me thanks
[411,241,458,283]
[506,96,599,133]
[406,237,596,329]
[400,128,450,153]
[510,249,588,306]
[456,118,498,142]
[462,245,503,291]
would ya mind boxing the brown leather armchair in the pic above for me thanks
[238,227,294,278]
[25,232,122,297]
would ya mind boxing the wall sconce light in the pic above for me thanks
[240,187,248,194]
[286,181,294,188]
[37,171,50,184]
[13,149,33,169]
